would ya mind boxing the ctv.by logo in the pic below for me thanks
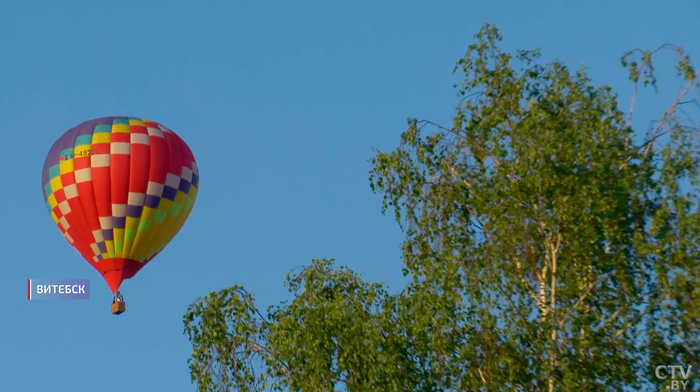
[655,365,692,390]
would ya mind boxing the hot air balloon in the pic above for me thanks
[41,116,199,315]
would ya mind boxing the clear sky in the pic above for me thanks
[1,0,698,390]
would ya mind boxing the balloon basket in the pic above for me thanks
[111,301,126,315]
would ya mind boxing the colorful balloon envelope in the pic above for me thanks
[41,117,199,294]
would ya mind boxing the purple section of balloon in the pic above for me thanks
[40,116,127,194]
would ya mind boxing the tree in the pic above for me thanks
[184,24,700,391]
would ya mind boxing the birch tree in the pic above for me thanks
[184,24,700,391]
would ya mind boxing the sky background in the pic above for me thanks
[0,0,698,391]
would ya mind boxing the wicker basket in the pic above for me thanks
[111,301,126,315]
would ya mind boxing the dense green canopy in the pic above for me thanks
[184,24,700,392]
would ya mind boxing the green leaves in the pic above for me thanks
[185,24,700,391]
[183,286,272,392]
[184,260,423,392]
[368,23,700,391]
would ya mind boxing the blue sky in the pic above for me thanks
[0,0,698,390]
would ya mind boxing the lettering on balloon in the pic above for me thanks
[59,149,102,161]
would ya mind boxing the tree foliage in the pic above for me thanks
[184,24,700,391]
